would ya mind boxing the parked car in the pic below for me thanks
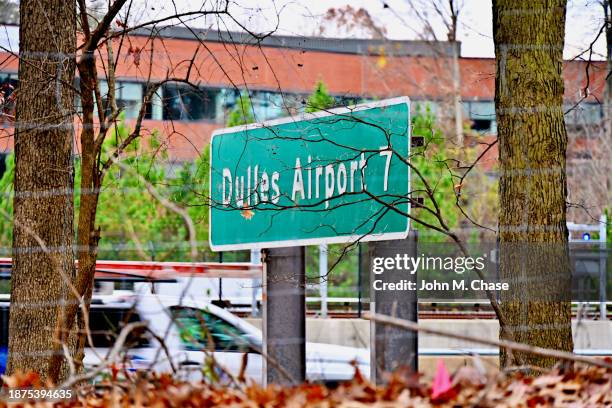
[0,292,369,384]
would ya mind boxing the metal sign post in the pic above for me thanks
[370,230,418,383]
[262,247,306,385]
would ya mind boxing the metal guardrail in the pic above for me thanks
[419,348,612,356]
[0,258,262,280]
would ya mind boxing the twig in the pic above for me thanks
[60,321,148,389]
[62,343,76,378]
[143,328,177,374]
[109,156,197,262]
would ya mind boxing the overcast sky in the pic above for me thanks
[1,0,606,60]
[132,0,606,60]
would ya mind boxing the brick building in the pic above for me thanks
[0,25,609,223]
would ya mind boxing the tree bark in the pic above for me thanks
[55,54,101,378]
[7,0,77,381]
[493,0,574,368]
[49,1,127,380]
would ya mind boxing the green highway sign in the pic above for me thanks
[209,97,410,251]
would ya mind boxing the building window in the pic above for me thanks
[98,80,148,120]
[250,90,286,121]
[0,73,17,97]
[215,89,294,123]
[143,86,162,120]
[463,100,496,134]
[564,102,602,126]
[0,73,17,123]
[162,83,218,121]
[471,119,492,132]
[115,82,144,119]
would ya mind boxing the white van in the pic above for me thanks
[83,291,369,384]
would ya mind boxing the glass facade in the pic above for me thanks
[99,80,145,120]
[214,88,306,123]
[0,72,365,124]
[162,83,218,121]
[1,71,606,131]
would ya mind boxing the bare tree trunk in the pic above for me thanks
[7,0,76,381]
[448,1,463,145]
[493,0,574,368]
[70,55,101,374]
[451,42,463,145]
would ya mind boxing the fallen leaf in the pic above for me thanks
[241,208,254,220]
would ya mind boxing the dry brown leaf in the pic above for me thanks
[241,208,255,220]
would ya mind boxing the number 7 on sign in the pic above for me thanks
[379,146,392,192]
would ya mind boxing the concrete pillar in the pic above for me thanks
[262,246,306,385]
[370,231,418,384]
